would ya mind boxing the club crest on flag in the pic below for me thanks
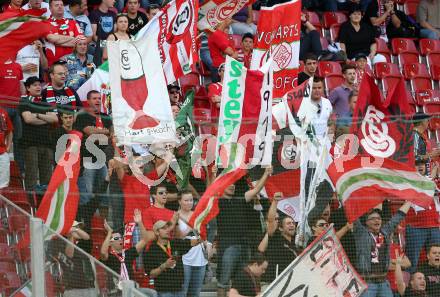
[205,0,249,28]
[167,0,194,44]
[360,105,396,158]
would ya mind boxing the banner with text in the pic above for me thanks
[216,56,273,168]
[263,227,367,297]
[250,0,301,99]
[198,0,253,31]
[108,39,176,145]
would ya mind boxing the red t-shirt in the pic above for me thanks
[405,201,440,228]
[208,82,222,135]
[46,17,82,66]
[0,62,23,108]
[0,108,13,154]
[121,174,151,224]
[142,205,174,230]
[208,29,234,68]
[237,49,252,69]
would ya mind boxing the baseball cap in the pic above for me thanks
[153,220,171,232]
[24,76,43,87]
[167,84,180,91]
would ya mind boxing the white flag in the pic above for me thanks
[108,38,176,145]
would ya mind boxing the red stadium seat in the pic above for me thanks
[403,63,431,80]
[427,53,440,80]
[415,90,440,105]
[411,77,433,92]
[425,104,440,131]
[0,228,8,245]
[0,261,16,274]
[374,62,401,79]
[318,61,342,77]
[0,243,15,262]
[324,74,344,94]
[91,214,104,229]
[178,72,202,94]
[8,215,28,242]
[0,272,21,292]
[375,38,392,62]
[398,52,420,67]
[319,37,329,50]
[323,12,347,29]
[403,63,432,92]
[329,25,340,42]
[306,11,323,34]
[392,38,418,55]
[403,0,419,19]
[419,39,440,56]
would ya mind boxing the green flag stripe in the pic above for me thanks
[0,16,43,33]
[338,171,435,198]
[194,196,215,232]
[49,182,65,231]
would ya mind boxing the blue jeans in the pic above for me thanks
[420,28,440,40]
[405,225,440,272]
[79,166,108,205]
[157,291,183,297]
[182,265,206,297]
[217,244,243,288]
[6,107,24,174]
[360,281,393,297]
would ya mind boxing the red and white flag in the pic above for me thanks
[329,75,434,222]
[135,0,198,84]
[250,0,301,99]
[0,9,51,63]
[216,56,273,168]
[36,131,82,235]
[328,156,435,223]
[108,36,176,145]
[189,56,273,238]
[198,0,254,31]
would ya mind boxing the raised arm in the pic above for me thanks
[245,166,272,202]
[100,219,113,261]
[267,192,283,236]
[134,209,149,253]
[395,250,407,296]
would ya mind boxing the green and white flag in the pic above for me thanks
[77,61,111,114]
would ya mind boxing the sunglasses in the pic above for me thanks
[169,91,179,94]
[317,103,321,115]
[158,191,168,195]
[111,236,122,241]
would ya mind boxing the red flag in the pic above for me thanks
[17,131,82,248]
[250,0,301,98]
[188,168,247,238]
[330,75,430,222]
[351,75,414,165]
[0,10,51,63]
[328,156,434,222]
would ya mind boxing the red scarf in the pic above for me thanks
[45,84,76,106]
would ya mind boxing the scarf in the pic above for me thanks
[370,232,385,264]
[123,222,136,250]
[49,17,72,35]
[378,0,391,37]
[45,84,76,106]
[109,248,130,286]
[21,95,42,103]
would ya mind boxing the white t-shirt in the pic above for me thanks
[22,2,51,18]
[16,45,40,81]
[311,97,333,140]
[178,219,208,267]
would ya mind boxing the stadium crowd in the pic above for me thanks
[1,0,440,296]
